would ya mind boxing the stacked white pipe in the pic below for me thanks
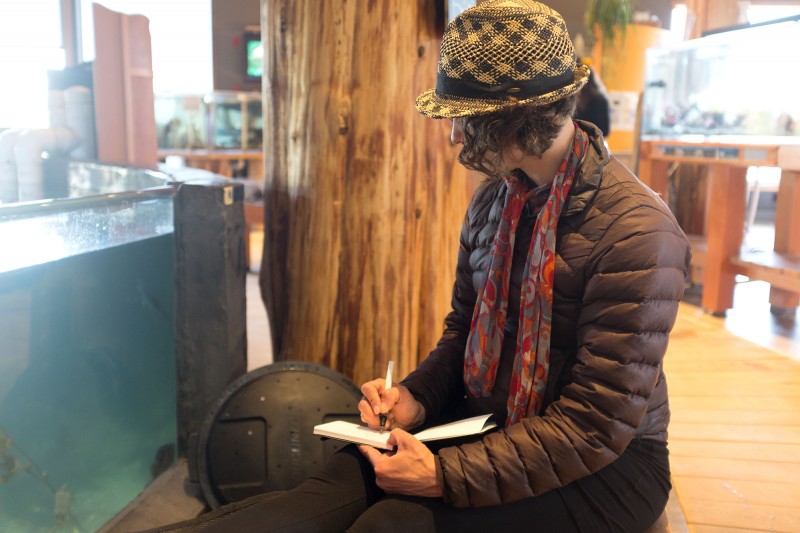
[0,86,96,204]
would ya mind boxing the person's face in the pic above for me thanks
[451,116,521,175]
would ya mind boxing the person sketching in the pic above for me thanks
[148,1,690,531]
[575,65,612,137]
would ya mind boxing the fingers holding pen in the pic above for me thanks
[379,386,400,416]
[359,380,400,429]
[360,378,383,416]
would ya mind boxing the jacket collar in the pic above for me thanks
[562,120,607,216]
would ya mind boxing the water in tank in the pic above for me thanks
[0,163,178,532]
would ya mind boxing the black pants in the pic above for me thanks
[147,438,670,533]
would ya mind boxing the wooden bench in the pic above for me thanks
[688,236,800,315]
[639,138,800,315]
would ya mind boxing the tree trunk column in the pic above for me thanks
[260,0,472,385]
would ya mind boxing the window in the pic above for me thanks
[80,0,213,94]
[0,1,65,129]
[0,0,213,130]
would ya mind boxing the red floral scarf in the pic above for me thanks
[464,123,589,426]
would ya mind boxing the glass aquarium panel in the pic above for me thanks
[0,193,174,274]
[67,161,176,196]
[205,91,263,150]
[155,93,208,149]
[245,97,264,150]
[0,163,178,532]
[641,16,800,138]
[155,91,263,150]
[1,163,175,274]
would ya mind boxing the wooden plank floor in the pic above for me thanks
[666,288,800,533]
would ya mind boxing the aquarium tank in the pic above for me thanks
[154,94,208,150]
[641,15,800,138]
[0,163,177,532]
[205,91,263,150]
[155,91,263,151]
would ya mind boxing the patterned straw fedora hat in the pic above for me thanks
[416,0,590,119]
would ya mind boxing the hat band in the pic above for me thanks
[435,69,575,101]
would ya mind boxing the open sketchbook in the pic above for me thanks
[313,414,497,451]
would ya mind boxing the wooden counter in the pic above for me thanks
[639,136,800,315]
[158,149,264,179]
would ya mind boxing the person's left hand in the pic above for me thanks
[358,429,443,498]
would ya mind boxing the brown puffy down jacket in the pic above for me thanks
[401,121,691,508]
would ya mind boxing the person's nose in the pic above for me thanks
[450,118,465,144]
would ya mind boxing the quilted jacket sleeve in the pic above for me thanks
[436,193,690,508]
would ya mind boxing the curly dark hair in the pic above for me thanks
[458,94,578,177]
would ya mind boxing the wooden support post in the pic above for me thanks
[701,164,746,315]
[769,170,800,311]
[259,0,471,385]
[638,143,671,202]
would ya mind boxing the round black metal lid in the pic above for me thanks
[196,361,361,508]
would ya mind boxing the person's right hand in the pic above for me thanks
[359,379,425,432]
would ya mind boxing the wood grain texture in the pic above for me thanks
[665,302,800,532]
[701,165,746,313]
[671,477,800,508]
[678,498,799,532]
[258,0,473,385]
